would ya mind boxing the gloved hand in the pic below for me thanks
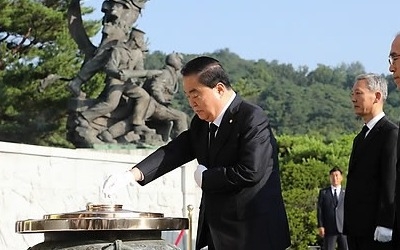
[194,165,207,188]
[374,226,392,242]
[102,170,135,198]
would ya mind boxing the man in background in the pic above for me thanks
[317,167,348,250]
[344,73,397,250]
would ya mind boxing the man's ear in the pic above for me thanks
[374,91,382,103]
[215,82,225,95]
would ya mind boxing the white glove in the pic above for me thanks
[102,170,135,198]
[194,164,207,188]
[373,226,392,242]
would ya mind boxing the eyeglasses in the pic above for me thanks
[389,55,400,65]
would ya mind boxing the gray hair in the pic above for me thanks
[355,73,388,100]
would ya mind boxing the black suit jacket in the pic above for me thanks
[136,95,291,250]
[344,116,398,237]
[317,187,345,235]
[393,124,400,245]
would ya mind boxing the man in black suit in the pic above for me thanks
[344,73,398,250]
[389,32,400,247]
[102,56,291,250]
[317,167,348,250]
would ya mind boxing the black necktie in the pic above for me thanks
[333,189,338,206]
[209,123,218,147]
[360,125,369,140]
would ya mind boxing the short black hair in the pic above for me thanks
[329,167,343,175]
[180,56,231,89]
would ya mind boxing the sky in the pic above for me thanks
[83,0,400,75]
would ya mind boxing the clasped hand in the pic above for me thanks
[102,170,135,198]
[374,226,392,242]
[118,70,130,82]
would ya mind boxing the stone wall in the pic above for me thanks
[0,141,201,250]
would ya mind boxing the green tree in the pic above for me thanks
[278,134,353,249]
[0,0,101,147]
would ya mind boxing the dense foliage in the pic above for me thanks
[278,134,353,249]
[1,2,399,249]
[1,2,399,146]
[145,49,400,138]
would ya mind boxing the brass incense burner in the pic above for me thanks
[16,204,189,250]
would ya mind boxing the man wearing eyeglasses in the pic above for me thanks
[389,33,400,89]
[389,32,400,248]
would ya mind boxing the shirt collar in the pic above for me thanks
[211,92,236,127]
[365,112,385,130]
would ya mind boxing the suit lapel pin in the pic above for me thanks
[229,119,233,123]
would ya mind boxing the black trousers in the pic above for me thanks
[347,235,393,250]
[323,233,348,250]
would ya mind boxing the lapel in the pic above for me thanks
[338,189,345,204]
[208,95,242,165]
[329,188,344,205]
[355,117,387,151]
[363,117,387,143]
[349,117,387,168]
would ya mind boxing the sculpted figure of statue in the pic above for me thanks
[99,52,189,143]
[72,28,162,145]
[101,0,147,37]
[61,0,188,146]
[67,0,148,98]
[142,52,189,141]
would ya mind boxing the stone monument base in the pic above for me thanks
[0,141,200,250]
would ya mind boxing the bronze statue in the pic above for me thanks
[142,52,189,141]
[98,52,190,144]
[40,0,189,147]
[66,0,148,98]
[70,28,162,145]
